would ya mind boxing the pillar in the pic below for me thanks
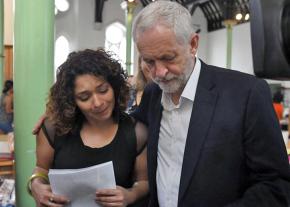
[14,0,54,206]
[122,0,137,75]
[0,0,4,90]
[223,19,237,69]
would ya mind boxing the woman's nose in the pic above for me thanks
[92,94,103,108]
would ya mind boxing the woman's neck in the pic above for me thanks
[81,117,118,148]
[84,117,115,129]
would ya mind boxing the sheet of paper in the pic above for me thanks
[0,141,12,158]
[48,161,116,207]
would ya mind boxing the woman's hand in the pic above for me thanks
[31,178,69,207]
[95,186,134,207]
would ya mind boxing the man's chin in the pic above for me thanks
[159,83,181,94]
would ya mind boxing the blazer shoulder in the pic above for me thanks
[202,62,265,90]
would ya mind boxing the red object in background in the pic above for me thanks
[273,103,283,121]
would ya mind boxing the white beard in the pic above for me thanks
[153,57,195,94]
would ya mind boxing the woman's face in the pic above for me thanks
[74,74,115,123]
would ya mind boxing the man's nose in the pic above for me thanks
[154,61,168,78]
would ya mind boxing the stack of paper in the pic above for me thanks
[0,179,15,206]
[48,161,116,207]
[0,142,12,159]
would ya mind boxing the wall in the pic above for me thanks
[77,0,125,49]
[4,0,13,45]
[55,0,79,52]
[56,0,141,73]
[206,22,254,75]
[56,0,126,51]
[192,7,208,63]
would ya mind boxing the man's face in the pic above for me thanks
[136,25,198,94]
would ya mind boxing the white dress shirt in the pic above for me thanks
[156,58,201,207]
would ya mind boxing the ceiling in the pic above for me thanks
[95,0,250,32]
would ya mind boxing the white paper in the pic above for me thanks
[48,161,116,207]
[0,141,12,158]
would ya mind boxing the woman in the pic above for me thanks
[127,57,151,113]
[29,49,148,207]
[0,80,13,134]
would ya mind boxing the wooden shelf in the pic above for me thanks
[0,159,14,176]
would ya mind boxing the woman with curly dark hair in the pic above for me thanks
[29,49,148,207]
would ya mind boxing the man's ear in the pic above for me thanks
[190,34,199,56]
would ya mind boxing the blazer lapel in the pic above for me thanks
[178,64,218,205]
[147,90,163,204]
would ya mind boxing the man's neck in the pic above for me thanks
[171,89,183,105]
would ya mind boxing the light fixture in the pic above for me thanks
[235,13,243,21]
[55,0,70,12]
[245,13,250,21]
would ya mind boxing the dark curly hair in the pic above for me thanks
[46,49,129,136]
[2,80,13,94]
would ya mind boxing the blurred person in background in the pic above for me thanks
[273,90,284,121]
[0,80,13,134]
[127,57,151,113]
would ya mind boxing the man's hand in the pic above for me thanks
[32,114,46,135]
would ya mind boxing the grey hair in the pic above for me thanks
[132,1,195,45]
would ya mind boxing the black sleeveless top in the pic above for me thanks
[42,113,137,188]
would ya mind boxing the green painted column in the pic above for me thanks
[14,0,54,206]
[0,0,4,91]
[226,23,232,69]
[123,1,136,75]
[223,20,237,69]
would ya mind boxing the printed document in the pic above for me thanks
[48,161,116,207]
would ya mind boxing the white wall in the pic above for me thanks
[56,0,126,51]
[192,7,208,63]
[55,0,79,52]
[77,0,125,49]
[56,0,142,73]
[4,0,13,45]
[205,23,254,75]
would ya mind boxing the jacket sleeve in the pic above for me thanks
[226,79,290,207]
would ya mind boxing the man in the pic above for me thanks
[131,1,290,207]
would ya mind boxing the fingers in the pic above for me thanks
[96,201,123,207]
[96,189,118,196]
[96,189,125,207]
[44,200,65,207]
[49,194,70,204]
[32,114,46,135]
[39,193,69,207]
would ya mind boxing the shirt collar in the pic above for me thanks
[181,58,201,101]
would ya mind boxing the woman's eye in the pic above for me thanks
[99,87,108,93]
[79,97,89,101]
[76,95,90,101]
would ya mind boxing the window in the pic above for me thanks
[54,35,70,79]
[55,0,70,15]
[105,22,127,71]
